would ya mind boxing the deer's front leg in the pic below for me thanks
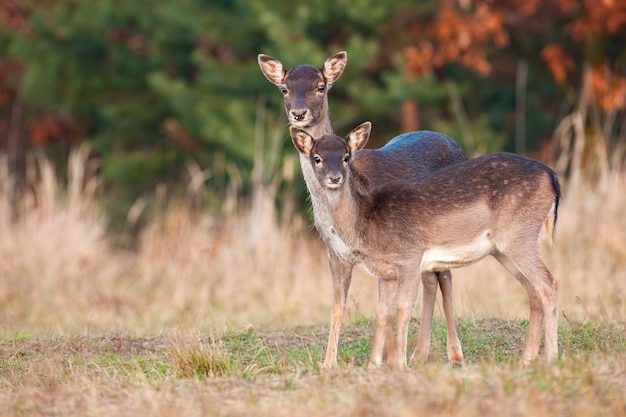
[391,265,421,369]
[369,277,397,369]
[322,249,353,368]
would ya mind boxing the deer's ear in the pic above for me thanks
[289,127,314,155]
[346,121,371,153]
[323,51,347,85]
[258,54,286,86]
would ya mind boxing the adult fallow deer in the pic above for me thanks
[258,52,467,367]
[290,122,560,368]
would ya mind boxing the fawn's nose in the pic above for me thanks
[291,108,308,121]
[328,172,343,185]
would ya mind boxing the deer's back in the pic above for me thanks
[356,152,559,253]
[350,131,467,193]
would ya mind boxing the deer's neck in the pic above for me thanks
[321,178,363,248]
[299,153,333,231]
[296,112,335,232]
[298,160,363,263]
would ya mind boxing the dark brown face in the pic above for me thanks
[280,65,328,128]
[311,135,351,190]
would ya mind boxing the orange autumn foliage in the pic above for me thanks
[405,1,509,78]
[585,67,626,112]
[541,43,575,86]
[404,0,626,113]
[0,0,32,35]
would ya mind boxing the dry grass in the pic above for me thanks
[0,149,333,333]
[1,146,626,416]
[1,324,625,416]
[1,150,625,334]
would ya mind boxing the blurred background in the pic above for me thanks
[1,0,624,223]
[0,0,625,332]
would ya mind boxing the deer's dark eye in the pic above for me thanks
[313,155,322,165]
[343,153,350,163]
[317,84,326,92]
[279,86,288,95]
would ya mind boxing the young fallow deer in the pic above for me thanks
[258,52,467,367]
[290,122,560,368]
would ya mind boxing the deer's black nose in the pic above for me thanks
[291,109,307,121]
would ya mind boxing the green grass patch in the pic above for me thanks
[562,321,626,353]
[1,319,625,385]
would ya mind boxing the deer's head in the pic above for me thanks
[290,122,371,190]
[258,52,347,129]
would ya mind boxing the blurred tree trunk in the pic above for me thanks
[7,99,25,179]
[400,98,420,132]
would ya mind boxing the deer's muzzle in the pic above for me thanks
[291,108,308,122]
[326,172,343,189]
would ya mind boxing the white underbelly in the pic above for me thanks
[421,230,495,272]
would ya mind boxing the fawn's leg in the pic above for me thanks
[390,265,421,369]
[535,260,559,362]
[409,271,438,364]
[322,250,354,368]
[493,250,558,364]
[438,270,464,365]
[383,278,398,365]
[369,277,397,368]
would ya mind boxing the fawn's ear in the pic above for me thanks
[258,54,286,86]
[323,51,347,86]
[289,127,315,156]
[346,121,371,153]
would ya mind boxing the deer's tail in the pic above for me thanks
[544,172,561,247]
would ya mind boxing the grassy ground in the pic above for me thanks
[1,151,626,415]
[2,319,625,416]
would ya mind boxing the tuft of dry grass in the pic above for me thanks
[167,330,238,378]
[0,148,121,331]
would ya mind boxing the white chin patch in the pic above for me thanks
[289,118,310,128]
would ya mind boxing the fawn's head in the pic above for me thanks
[290,122,371,190]
[258,52,347,129]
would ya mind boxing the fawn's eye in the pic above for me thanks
[343,153,350,163]
[279,86,288,95]
[313,155,322,165]
[317,83,326,92]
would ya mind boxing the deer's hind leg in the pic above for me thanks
[493,250,558,364]
[410,270,464,366]
[438,270,464,365]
